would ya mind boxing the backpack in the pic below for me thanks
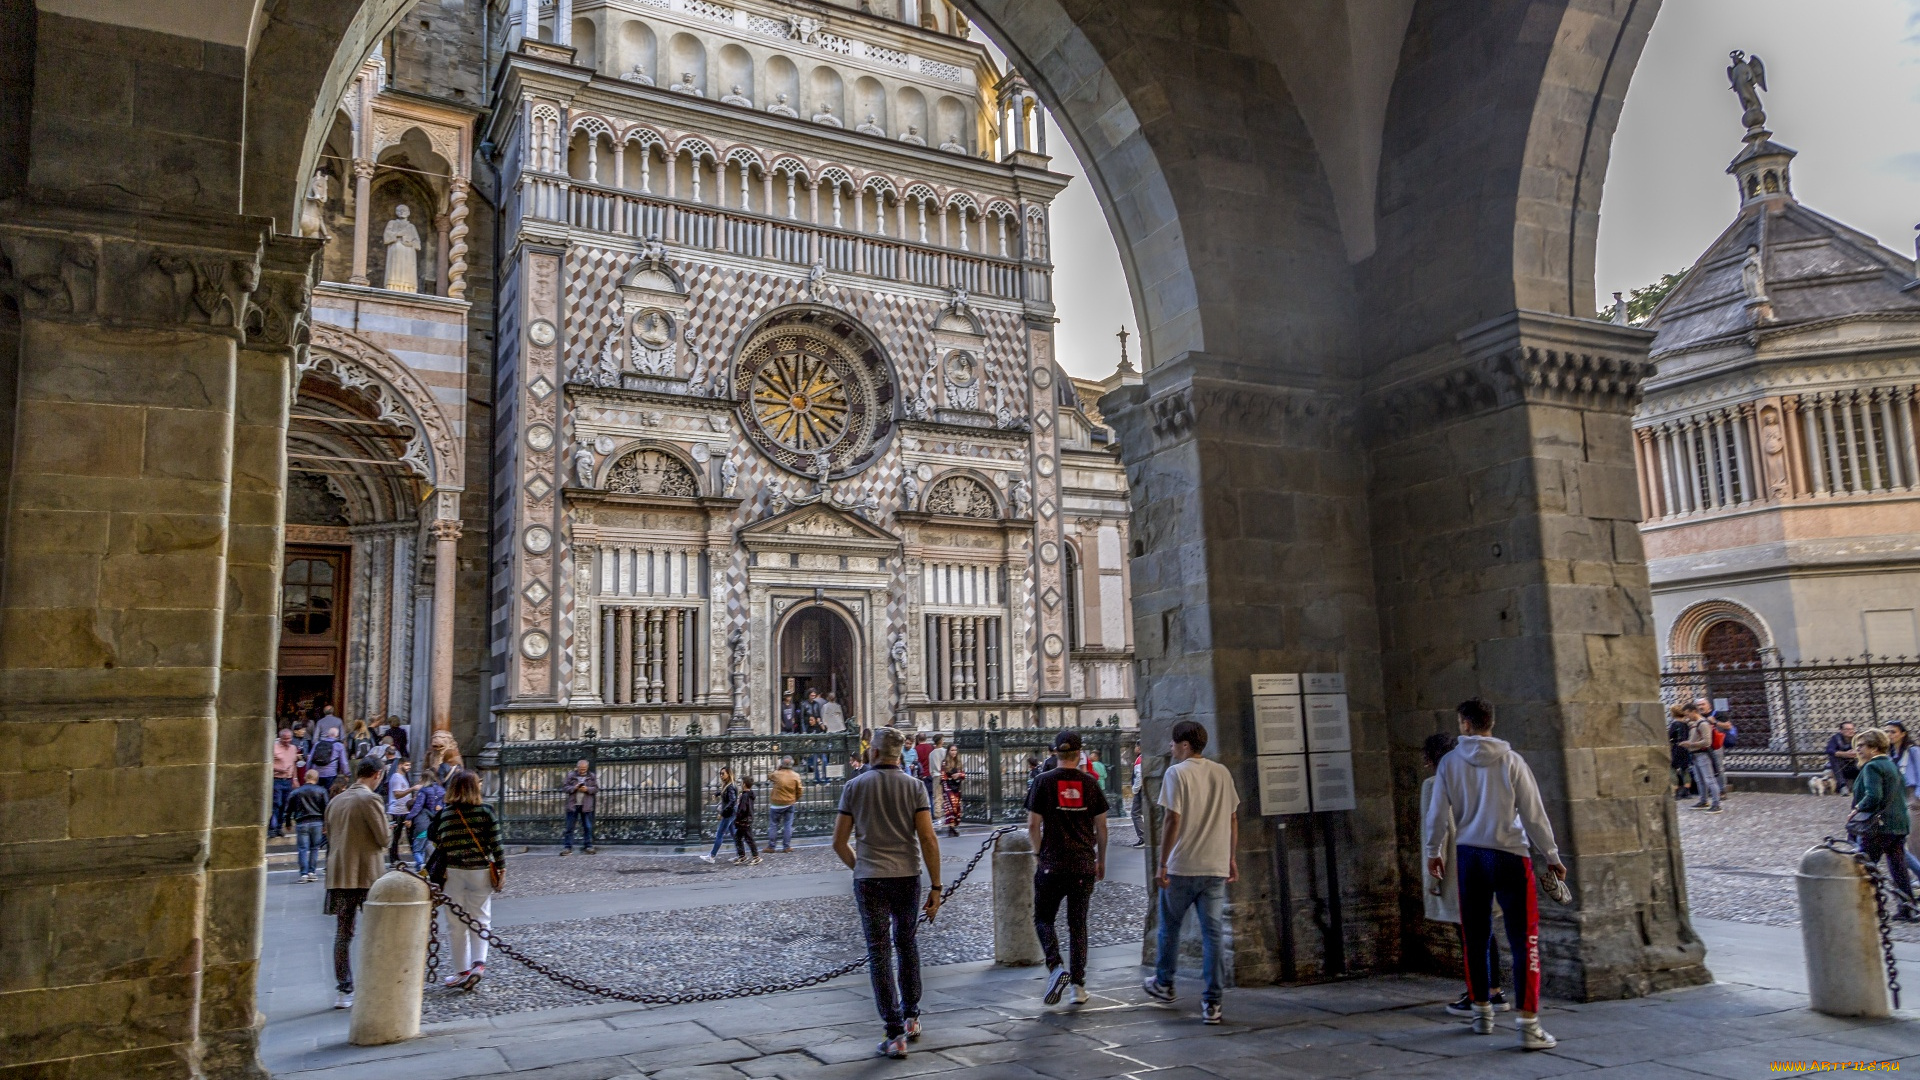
[309,738,338,772]
[1721,725,1738,748]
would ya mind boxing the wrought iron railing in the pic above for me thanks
[1660,655,1920,775]
[489,726,1137,843]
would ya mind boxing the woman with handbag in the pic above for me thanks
[428,769,505,988]
[1848,728,1917,921]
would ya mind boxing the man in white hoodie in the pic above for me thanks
[1423,698,1566,1051]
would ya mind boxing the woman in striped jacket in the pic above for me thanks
[428,769,504,989]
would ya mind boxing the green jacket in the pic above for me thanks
[1851,757,1912,836]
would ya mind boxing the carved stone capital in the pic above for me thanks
[1099,352,1358,457]
[353,158,377,181]
[1368,310,1656,442]
[429,518,465,543]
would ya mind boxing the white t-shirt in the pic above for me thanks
[1157,755,1238,878]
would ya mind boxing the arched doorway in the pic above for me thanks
[1700,618,1771,748]
[777,604,858,729]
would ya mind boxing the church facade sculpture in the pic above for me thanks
[382,205,422,293]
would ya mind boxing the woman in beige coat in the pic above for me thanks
[323,759,393,1009]
[1420,732,1507,1015]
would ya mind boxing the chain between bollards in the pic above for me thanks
[406,825,1017,1005]
[1816,836,1902,1009]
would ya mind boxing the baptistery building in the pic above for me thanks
[483,0,1136,740]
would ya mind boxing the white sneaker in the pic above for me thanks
[1070,984,1089,1006]
[1518,1019,1557,1050]
[1043,965,1069,1005]
[333,991,353,1010]
[1471,1003,1495,1035]
[698,854,714,863]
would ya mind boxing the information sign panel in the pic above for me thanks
[1303,672,1346,695]
[1253,695,1306,755]
[1251,673,1301,696]
[1308,751,1356,812]
[1257,754,1311,815]
[1303,693,1351,752]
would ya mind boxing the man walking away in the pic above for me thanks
[384,758,413,864]
[1423,698,1566,1051]
[271,728,300,836]
[1679,703,1723,813]
[286,770,330,882]
[1027,730,1108,1007]
[734,776,763,863]
[1420,732,1507,1015]
[768,757,802,852]
[699,767,740,864]
[1142,720,1238,1025]
[323,759,392,1009]
[834,727,944,1059]
[308,726,346,786]
[562,759,599,855]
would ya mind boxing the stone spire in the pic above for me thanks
[1724,49,1796,207]
[1116,326,1135,374]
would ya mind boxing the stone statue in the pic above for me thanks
[949,284,970,311]
[811,104,842,128]
[722,84,753,107]
[1610,291,1628,325]
[1741,244,1767,301]
[768,92,798,118]
[642,233,666,265]
[890,634,909,678]
[899,125,925,146]
[301,172,332,240]
[787,14,819,43]
[939,132,965,153]
[1010,476,1032,518]
[621,63,654,86]
[721,457,738,497]
[670,72,701,96]
[857,113,886,137]
[806,259,828,300]
[1727,50,1768,131]
[382,205,421,293]
[572,446,596,488]
[813,454,833,492]
[728,626,747,675]
[769,482,791,516]
[902,472,919,508]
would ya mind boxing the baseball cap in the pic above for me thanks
[1052,730,1082,752]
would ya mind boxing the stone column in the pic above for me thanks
[350,158,375,285]
[447,177,470,299]
[429,517,463,736]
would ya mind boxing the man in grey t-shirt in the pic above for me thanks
[834,727,944,1059]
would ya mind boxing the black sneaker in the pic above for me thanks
[1142,976,1175,1002]
[1446,990,1510,1015]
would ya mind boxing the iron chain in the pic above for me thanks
[1817,836,1902,1009]
[410,826,1016,1006]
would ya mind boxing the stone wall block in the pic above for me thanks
[68,763,212,838]
[46,872,205,986]
[20,323,228,409]
[143,405,236,483]
[18,400,146,478]
[1582,408,1638,466]
[0,969,201,1064]
[11,508,113,557]
[0,770,72,842]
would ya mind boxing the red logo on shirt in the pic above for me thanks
[1057,780,1084,808]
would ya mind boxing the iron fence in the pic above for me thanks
[1660,655,1920,775]
[489,726,1138,844]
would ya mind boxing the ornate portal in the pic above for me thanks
[736,309,895,478]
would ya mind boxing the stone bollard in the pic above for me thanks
[1795,845,1892,1017]
[992,828,1043,965]
[350,869,433,1045]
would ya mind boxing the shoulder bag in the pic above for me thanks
[457,807,504,891]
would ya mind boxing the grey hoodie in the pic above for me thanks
[1422,735,1560,863]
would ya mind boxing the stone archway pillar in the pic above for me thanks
[428,516,463,739]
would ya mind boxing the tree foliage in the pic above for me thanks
[1601,267,1689,325]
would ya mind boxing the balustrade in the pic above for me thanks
[925,613,1003,702]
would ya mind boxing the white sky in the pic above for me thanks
[1036,0,1920,375]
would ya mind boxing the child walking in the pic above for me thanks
[733,775,762,864]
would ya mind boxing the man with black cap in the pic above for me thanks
[1025,729,1109,1006]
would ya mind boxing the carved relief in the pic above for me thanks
[309,325,462,489]
[926,475,997,518]
[605,448,699,497]
[1758,403,1790,498]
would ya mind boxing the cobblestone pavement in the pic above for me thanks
[498,842,857,898]
[1677,791,1920,942]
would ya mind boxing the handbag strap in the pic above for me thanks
[455,806,497,868]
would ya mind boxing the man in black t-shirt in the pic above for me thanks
[1024,729,1109,1006]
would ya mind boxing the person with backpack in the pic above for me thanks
[1666,707,1695,801]
[699,767,740,864]
[428,769,505,990]
[1424,698,1566,1050]
[407,769,446,871]
[306,728,346,786]
[1698,699,1733,796]
[1678,702,1723,814]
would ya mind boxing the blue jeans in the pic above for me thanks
[296,820,324,877]
[855,876,922,1037]
[1153,874,1227,1005]
[768,804,796,850]
[707,816,735,857]
[1690,752,1721,808]
[270,777,293,832]
[810,755,828,783]
[564,807,595,850]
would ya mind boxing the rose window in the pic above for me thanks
[735,308,895,478]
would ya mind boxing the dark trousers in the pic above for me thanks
[1456,845,1539,1013]
[332,899,365,991]
[734,818,759,859]
[270,777,294,832]
[1033,869,1096,983]
[388,814,409,862]
[855,876,922,1038]
[564,807,595,850]
[1860,832,1916,901]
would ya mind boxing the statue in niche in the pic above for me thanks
[587,317,621,386]
[721,457,738,497]
[945,351,979,410]
[1009,476,1032,518]
[722,85,753,107]
[622,63,654,86]
[670,72,702,96]
[1760,408,1790,498]
[938,133,966,153]
[641,233,666,265]
[768,92,798,118]
[301,172,332,240]
[811,104,842,128]
[890,634,909,680]
[899,125,925,147]
[1741,244,1768,302]
[857,113,886,137]
[382,205,421,293]
[572,446,596,488]
[902,472,919,509]
[806,260,828,300]
[1727,50,1768,131]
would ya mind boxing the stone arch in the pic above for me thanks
[1669,598,1775,661]
[307,324,464,492]
[600,443,703,497]
[770,597,868,729]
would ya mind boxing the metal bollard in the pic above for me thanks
[350,870,433,1045]
[992,828,1044,965]
[1795,844,1892,1017]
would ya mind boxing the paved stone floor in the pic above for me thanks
[259,804,1920,1080]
